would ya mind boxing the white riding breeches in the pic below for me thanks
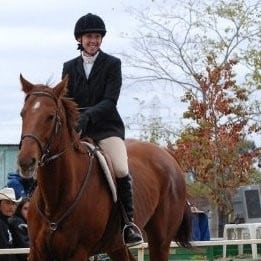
[98,136,129,178]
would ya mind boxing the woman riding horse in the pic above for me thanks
[62,13,142,247]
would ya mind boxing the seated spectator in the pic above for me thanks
[6,170,36,199]
[9,198,30,261]
[191,205,210,241]
[0,187,22,261]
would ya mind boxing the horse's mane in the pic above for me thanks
[61,98,79,131]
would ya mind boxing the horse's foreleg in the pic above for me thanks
[69,246,89,261]
[28,247,50,261]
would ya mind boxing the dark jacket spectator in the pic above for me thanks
[9,198,30,261]
[0,187,21,261]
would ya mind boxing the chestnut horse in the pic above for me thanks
[18,75,191,261]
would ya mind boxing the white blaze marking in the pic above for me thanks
[32,101,41,111]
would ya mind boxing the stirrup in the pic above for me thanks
[122,222,144,247]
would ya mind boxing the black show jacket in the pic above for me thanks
[62,51,125,141]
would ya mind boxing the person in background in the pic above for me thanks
[9,198,30,261]
[62,13,143,246]
[0,187,22,261]
[190,205,210,241]
[6,170,36,199]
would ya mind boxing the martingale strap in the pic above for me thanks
[34,153,95,231]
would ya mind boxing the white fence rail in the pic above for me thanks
[0,248,29,255]
[0,239,261,260]
[132,239,261,260]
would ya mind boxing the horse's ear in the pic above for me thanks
[20,74,34,93]
[53,75,69,98]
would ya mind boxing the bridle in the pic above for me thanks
[19,91,66,166]
[20,90,94,260]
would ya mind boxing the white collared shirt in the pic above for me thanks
[82,51,99,79]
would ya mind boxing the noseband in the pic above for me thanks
[19,91,62,166]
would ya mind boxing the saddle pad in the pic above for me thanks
[82,142,117,202]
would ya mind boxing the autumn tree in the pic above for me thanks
[122,0,260,234]
[171,55,260,235]
[122,0,260,136]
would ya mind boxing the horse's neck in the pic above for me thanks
[38,149,87,213]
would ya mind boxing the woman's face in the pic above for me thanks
[21,201,30,221]
[79,33,102,56]
[0,200,17,217]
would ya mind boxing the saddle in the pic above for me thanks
[81,139,117,202]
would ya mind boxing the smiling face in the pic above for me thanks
[78,33,102,56]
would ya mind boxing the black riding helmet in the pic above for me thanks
[74,13,106,39]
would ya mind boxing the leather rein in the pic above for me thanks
[35,151,95,261]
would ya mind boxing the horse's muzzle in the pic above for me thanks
[18,152,39,179]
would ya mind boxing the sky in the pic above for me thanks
[0,0,160,144]
[0,0,260,146]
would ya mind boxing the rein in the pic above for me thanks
[35,151,95,231]
[34,148,96,260]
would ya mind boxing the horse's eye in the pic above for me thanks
[47,114,55,122]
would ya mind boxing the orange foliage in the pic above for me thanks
[172,56,260,210]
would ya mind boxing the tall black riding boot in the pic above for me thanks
[117,174,143,247]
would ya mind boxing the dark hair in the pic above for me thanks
[15,197,30,221]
